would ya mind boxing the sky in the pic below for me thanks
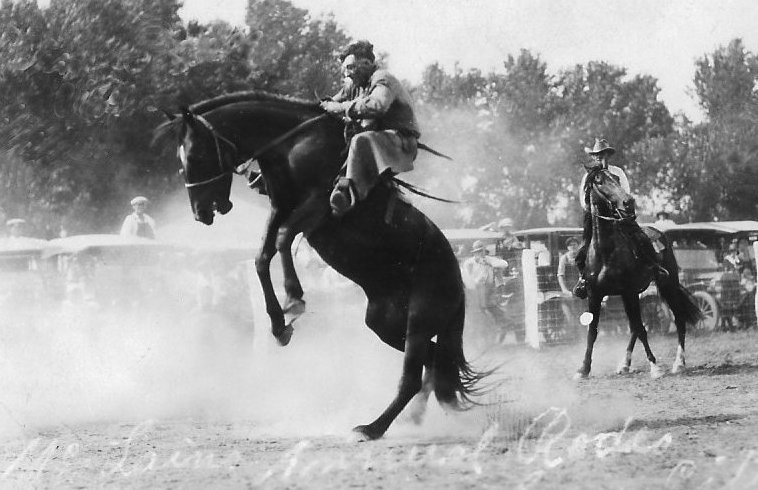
[179,0,758,123]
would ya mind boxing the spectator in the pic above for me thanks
[557,236,582,295]
[654,211,676,228]
[462,240,509,344]
[6,218,28,238]
[120,196,156,239]
[737,238,756,275]
[496,218,524,250]
[738,268,757,328]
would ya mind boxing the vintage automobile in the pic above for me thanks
[442,228,505,258]
[0,236,49,308]
[653,221,758,331]
[42,234,182,307]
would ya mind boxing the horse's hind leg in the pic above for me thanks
[353,331,430,440]
[621,293,664,379]
[406,345,435,425]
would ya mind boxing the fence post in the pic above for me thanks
[521,248,540,348]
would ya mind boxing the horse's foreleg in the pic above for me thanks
[354,331,430,440]
[255,210,289,344]
[622,293,663,379]
[276,193,330,325]
[576,295,603,379]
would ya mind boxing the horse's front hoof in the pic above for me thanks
[283,298,306,326]
[616,364,631,375]
[574,369,590,380]
[671,362,686,374]
[352,424,384,441]
[274,324,294,346]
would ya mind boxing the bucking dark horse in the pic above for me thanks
[155,91,487,440]
[578,165,702,379]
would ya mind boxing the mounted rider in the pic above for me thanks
[572,138,669,299]
[319,40,420,217]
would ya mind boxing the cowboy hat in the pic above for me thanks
[584,138,616,155]
[471,240,486,253]
[497,217,514,228]
[130,196,149,206]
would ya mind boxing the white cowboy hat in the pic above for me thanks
[130,196,149,206]
[497,217,514,228]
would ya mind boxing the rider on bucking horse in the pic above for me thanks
[319,40,421,217]
[572,138,669,299]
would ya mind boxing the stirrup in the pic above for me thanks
[652,264,670,281]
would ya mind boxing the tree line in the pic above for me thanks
[0,0,756,236]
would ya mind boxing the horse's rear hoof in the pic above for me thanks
[352,424,384,441]
[274,324,294,346]
[672,362,686,374]
[650,362,666,379]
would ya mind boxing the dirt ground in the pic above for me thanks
[2,299,758,489]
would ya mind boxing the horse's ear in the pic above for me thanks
[161,108,177,121]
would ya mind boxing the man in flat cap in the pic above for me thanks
[320,40,420,217]
[120,196,156,239]
[573,138,668,299]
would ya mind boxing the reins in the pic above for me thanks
[183,112,328,189]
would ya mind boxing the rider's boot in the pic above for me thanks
[330,177,358,217]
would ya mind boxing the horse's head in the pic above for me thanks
[172,108,236,225]
[585,166,635,219]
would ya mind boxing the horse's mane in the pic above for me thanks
[152,90,320,145]
[189,90,319,115]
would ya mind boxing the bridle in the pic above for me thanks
[181,111,329,190]
[586,167,635,223]
[182,114,239,189]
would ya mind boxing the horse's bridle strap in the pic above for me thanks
[184,171,232,189]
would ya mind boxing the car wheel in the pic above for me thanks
[692,291,719,332]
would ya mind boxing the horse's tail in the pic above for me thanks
[433,298,492,410]
[658,279,703,326]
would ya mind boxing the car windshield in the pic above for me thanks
[672,248,721,270]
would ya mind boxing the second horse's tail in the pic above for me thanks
[658,279,703,326]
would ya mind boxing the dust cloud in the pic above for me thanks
[0,180,636,445]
